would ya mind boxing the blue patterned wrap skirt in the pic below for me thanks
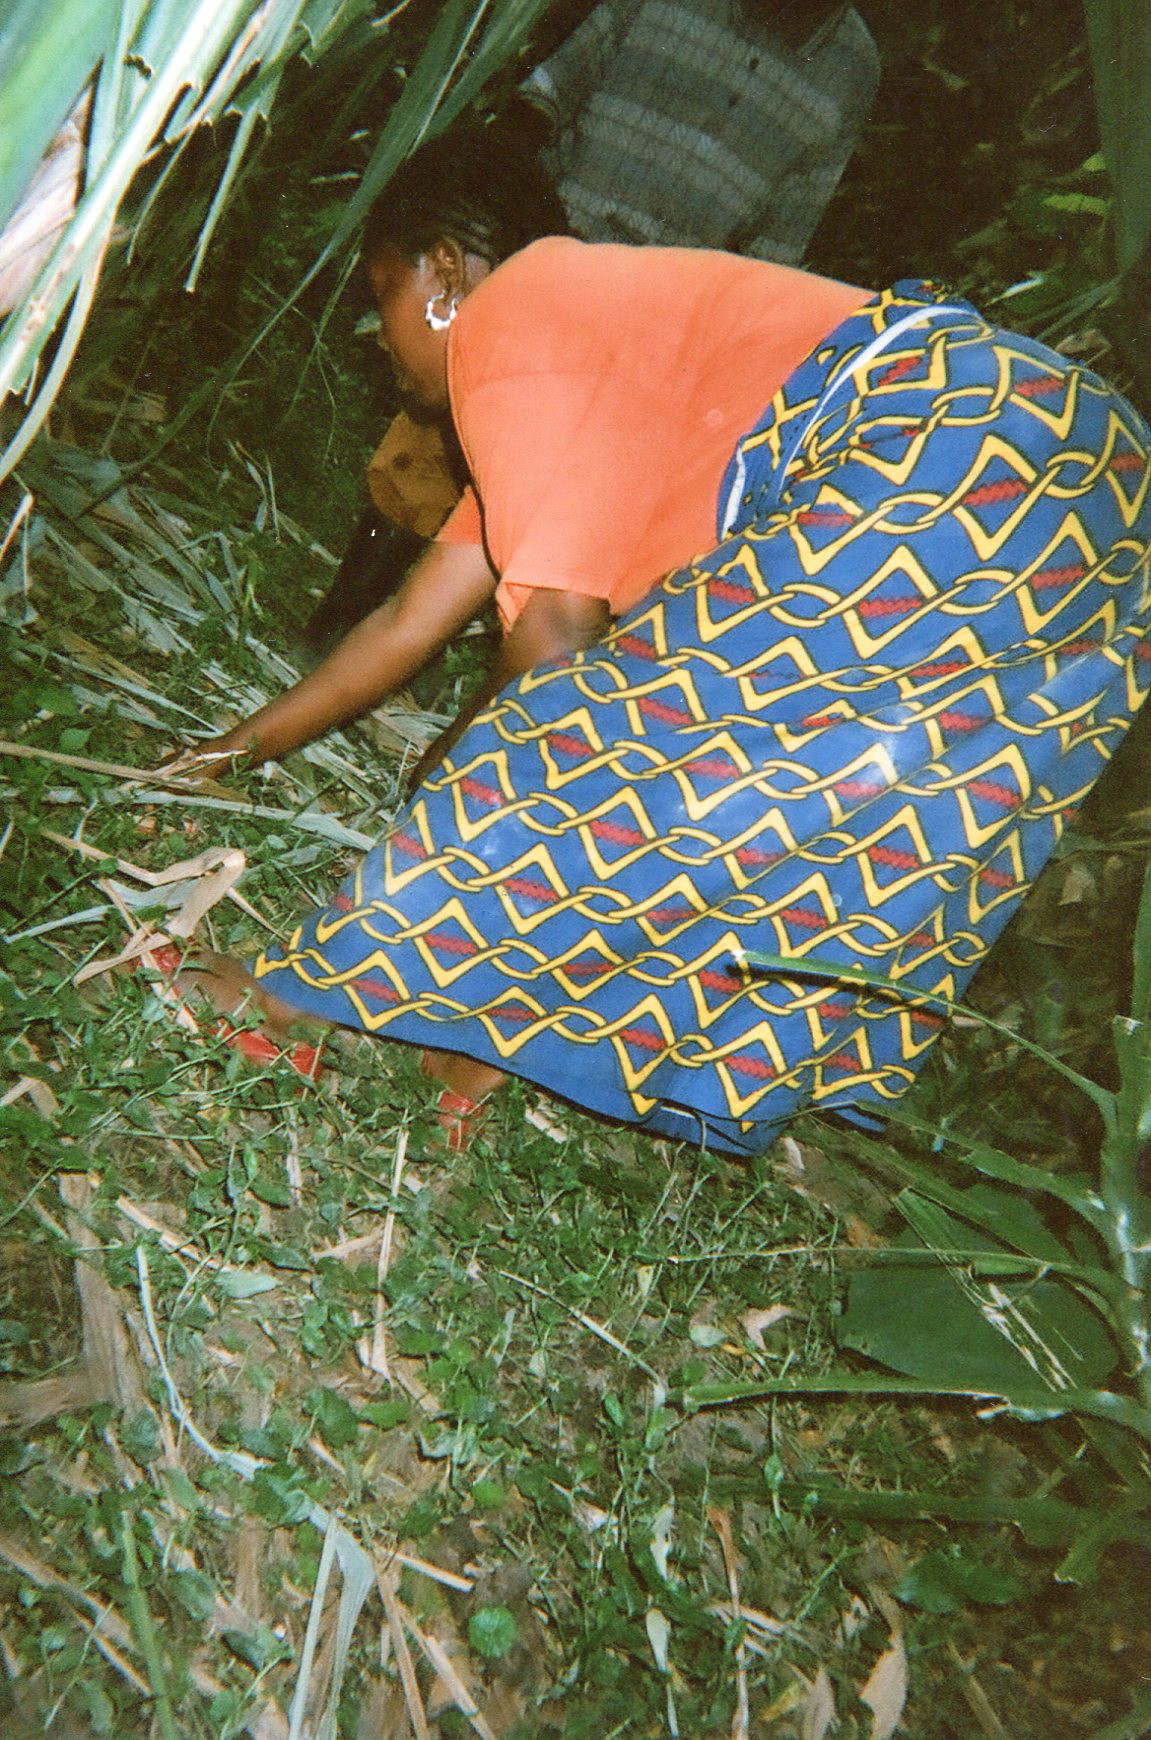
[256,280,1151,1154]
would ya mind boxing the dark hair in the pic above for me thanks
[362,121,569,270]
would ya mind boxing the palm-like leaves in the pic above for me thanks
[0,0,549,486]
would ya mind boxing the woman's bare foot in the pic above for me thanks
[421,1046,506,1102]
[174,948,326,1042]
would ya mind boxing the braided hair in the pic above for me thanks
[362,121,569,270]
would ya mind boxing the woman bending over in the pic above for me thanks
[176,125,1151,1154]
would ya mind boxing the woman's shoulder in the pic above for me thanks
[467,238,809,334]
[452,240,842,392]
[455,238,637,378]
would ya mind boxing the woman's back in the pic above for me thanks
[441,237,865,624]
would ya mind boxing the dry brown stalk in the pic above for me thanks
[708,1507,750,1740]
[0,1074,61,1117]
[0,1172,145,1427]
[0,737,230,789]
[0,1534,289,1738]
[404,1620,498,1740]
[946,1641,1009,1739]
[378,1548,473,1595]
[358,1129,409,1381]
[376,1568,431,1740]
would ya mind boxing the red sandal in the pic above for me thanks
[144,943,323,1082]
[435,1087,491,1153]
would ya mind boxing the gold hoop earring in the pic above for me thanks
[424,292,458,332]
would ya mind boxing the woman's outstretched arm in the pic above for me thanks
[200,539,498,765]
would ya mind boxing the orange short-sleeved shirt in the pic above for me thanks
[436,238,866,629]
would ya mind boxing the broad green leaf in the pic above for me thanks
[936,1182,1073,1266]
[1086,1686,1151,1740]
[309,1386,360,1450]
[841,1123,1110,1272]
[249,1169,294,1208]
[841,1222,1119,1393]
[895,1547,1024,1613]
[1107,1014,1151,1219]
[871,1103,1104,1222]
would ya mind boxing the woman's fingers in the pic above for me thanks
[153,745,244,781]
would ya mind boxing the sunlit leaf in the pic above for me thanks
[859,1633,907,1740]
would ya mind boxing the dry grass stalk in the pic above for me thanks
[0,1171,144,1427]
[858,1591,909,1740]
[358,1128,410,1381]
[372,1568,501,1740]
[234,1520,268,1625]
[798,1664,837,1740]
[404,1619,498,1740]
[0,489,33,570]
[43,825,274,938]
[946,1642,1008,1739]
[60,1172,145,1412]
[379,1549,473,1595]
[0,1533,288,1739]
[0,93,89,317]
[0,736,227,789]
[55,835,251,983]
[287,1520,340,1740]
[117,1195,235,1273]
[1,1074,61,1117]
[376,1567,432,1740]
[708,1507,750,1740]
[497,1268,661,1382]
[523,1102,572,1143]
[708,1598,787,1649]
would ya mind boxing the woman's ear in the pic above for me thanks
[427,237,469,298]
[427,237,492,299]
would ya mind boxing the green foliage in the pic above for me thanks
[1,6,1147,1733]
[1084,0,1151,272]
[726,866,1151,1576]
[895,1547,1024,1615]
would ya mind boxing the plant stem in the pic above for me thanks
[119,1509,180,1740]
